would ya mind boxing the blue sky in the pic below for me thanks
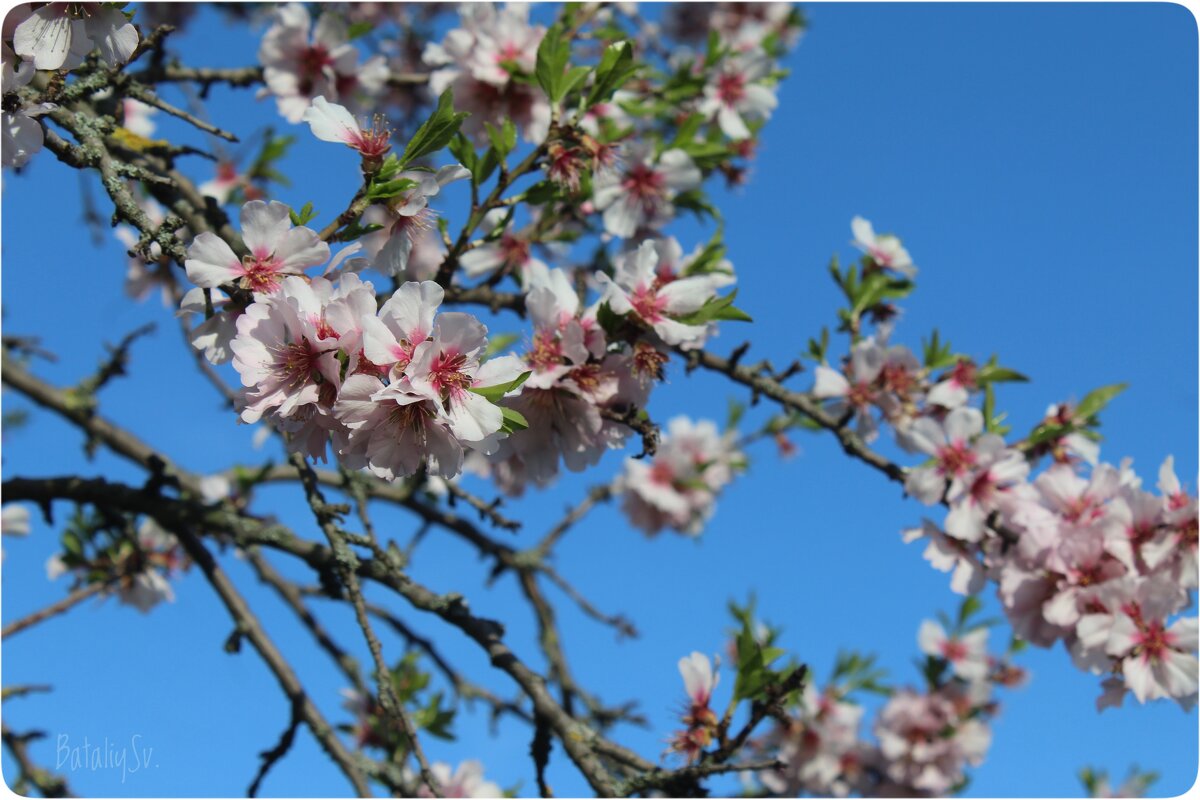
[1,3,1196,797]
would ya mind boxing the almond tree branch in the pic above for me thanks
[288,452,444,798]
[1,582,109,640]
[2,723,73,798]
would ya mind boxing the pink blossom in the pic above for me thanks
[599,240,726,348]
[423,4,550,144]
[698,53,778,140]
[258,3,386,123]
[593,144,701,238]
[185,200,329,293]
[459,209,550,284]
[360,165,470,276]
[421,761,501,798]
[918,620,990,682]
[12,2,137,71]
[302,95,391,160]
[850,215,916,278]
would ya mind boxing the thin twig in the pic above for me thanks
[2,582,108,639]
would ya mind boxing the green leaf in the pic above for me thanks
[675,290,753,325]
[62,531,84,557]
[726,399,745,429]
[346,20,373,40]
[1074,383,1128,422]
[476,147,500,185]
[366,177,419,201]
[288,201,317,226]
[400,89,469,168]
[535,23,588,104]
[586,41,638,107]
[957,596,983,629]
[500,406,529,434]
[485,122,513,159]
[336,221,383,243]
[469,371,531,403]
[921,329,958,370]
[977,356,1029,385]
[673,189,721,221]
[448,132,477,177]
[483,332,521,360]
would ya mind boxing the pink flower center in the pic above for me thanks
[351,120,392,159]
[941,639,968,662]
[428,350,473,397]
[623,163,666,202]
[881,362,916,395]
[950,360,978,389]
[716,72,747,105]
[1063,495,1103,524]
[846,380,876,409]
[567,363,602,396]
[388,400,435,432]
[1133,621,1177,662]
[500,234,530,267]
[239,254,284,293]
[495,42,524,63]
[649,461,676,485]
[528,329,563,372]
[633,341,667,379]
[272,337,324,390]
[300,45,334,79]
[630,285,668,323]
[938,441,977,477]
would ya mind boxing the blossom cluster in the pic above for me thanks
[616,415,744,537]
[810,217,1198,711]
[744,616,1025,797]
[259,3,387,123]
[183,200,533,474]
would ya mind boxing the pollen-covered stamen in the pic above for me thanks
[392,206,438,241]
[546,142,585,192]
[846,380,877,409]
[239,253,285,293]
[388,400,437,433]
[428,350,473,398]
[1069,561,1108,587]
[269,337,326,390]
[632,341,668,380]
[352,116,392,159]
[566,363,602,395]
[528,329,563,371]
[937,441,977,477]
